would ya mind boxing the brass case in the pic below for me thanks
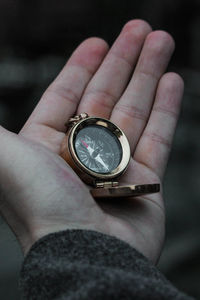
[61,116,131,186]
[61,114,160,198]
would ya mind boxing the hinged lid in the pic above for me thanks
[90,184,160,199]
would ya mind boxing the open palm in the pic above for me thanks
[9,20,184,263]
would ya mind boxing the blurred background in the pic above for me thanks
[0,0,200,299]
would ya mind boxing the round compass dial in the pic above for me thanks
[74,125,122,174]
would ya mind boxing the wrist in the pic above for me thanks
[23,222,107,255]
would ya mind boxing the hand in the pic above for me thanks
[0,20,183,263]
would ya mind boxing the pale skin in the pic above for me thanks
[0,20,184,263]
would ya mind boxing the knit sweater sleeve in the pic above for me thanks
[19,230,195,300]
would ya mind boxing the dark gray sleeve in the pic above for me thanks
[19,230,195,300]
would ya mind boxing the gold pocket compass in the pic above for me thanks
[61,113,160,199]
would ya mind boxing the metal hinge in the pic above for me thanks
[95,181,119,188]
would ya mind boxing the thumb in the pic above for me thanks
[0,126,30,249]
[0,125,17,172]
[0,126,25,180]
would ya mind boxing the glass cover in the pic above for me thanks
[74,125,122,174]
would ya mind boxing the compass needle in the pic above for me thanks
[75,124,122,174]
[95,154,109,171]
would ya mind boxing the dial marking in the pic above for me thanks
[75,125,122,174]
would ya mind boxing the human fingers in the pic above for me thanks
[111,31,175,152]
[77,20,152,117]
[133,72,184,179]
[21,38,109,133]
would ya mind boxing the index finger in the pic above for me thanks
[21,38,109,133]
